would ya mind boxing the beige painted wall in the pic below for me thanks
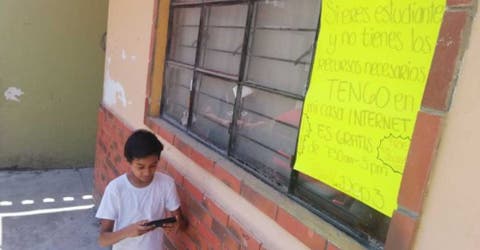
[414,5,480,250]
[0,0,108,169]
[101,0,155,129]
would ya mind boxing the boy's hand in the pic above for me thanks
[125,220,155,237]
[161,221,178,233]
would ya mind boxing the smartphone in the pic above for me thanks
[144,216,177,228]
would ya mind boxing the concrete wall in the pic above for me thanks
[0,0,108,169]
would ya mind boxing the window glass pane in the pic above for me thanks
[163,1,390,247]
[294,173,390,244]
[255,0,320,28]
[168,8,201,65]
[231,87,302,189]
[191,74,236,151]
[163,64,193,127]
[246,0,320,95]
[199,4,248,76]
[246,56,311,95]
[250,29,316,64]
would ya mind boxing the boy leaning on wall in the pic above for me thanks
[96,129,186,250]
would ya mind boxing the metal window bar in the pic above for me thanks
[166,101,189,112]
[177,24,202,28]
[166,60,195,70]
[294,44,314,66]
[205,25,246,29]
[248,53,311,65]
[235,128,294,163]
[198,7,210,76]
[179,25,317,32]
[227,1,255,156]
[162,2,387,248]
[241,0,259,92]
[166,81,192,90]
[195,89,234,109]
[186,5,207,129]
[254,26,317,32]
[243,80,304,100]
[196,67,239,81]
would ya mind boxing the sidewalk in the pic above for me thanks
[0,168,108,250]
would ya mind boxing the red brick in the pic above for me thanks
[211,219,228,239]
[384,211,418,250]
[398,112,442,213]
[182,214,217,249]
[184,224,202,246]
[212,165,242,193]
[203,197,229,226]
[447,0,474,6]
[180,233,200,250]
[186,197,213,228]
[177,185,189,205]
[240,183,278,219]
[275,208,326,250]
[223,232,241,250]
[183,178,204,202]
[326,242,341,250]
[190,148,215,173]
[157,157,168,172]
[165,230,186,250]
[197,223,222,249]
[165,162,185,185]
[148,118,175,144]
[174,136,193,157]
[163,234,176,250]
[227,218,261,250]
[183,210,202,233]
[422,10,470,111]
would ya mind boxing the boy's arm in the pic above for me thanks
[98,219,155,247]
[163,207,187,233]
[172,207,187,231]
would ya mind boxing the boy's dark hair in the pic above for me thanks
[124,129,164,163]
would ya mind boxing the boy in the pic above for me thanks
[96,129,186,249]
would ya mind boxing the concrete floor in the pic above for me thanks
[0,168,109,250]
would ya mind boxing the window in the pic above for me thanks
[161,0,389,248]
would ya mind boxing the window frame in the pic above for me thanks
[159,1,388,248]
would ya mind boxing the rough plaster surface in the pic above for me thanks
[104,57,127,107]
[414,5,480,250]
[101,0,154,129]
[0,0,107,169]
[3,87,24,102]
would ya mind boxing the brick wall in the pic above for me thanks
[145,115,335,250]
[93,107,132,201]
[94,105,336,249]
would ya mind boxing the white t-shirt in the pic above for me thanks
[96,172,180,250]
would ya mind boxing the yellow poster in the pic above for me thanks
[295,0,445,217]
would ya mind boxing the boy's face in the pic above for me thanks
[128,154,159,187]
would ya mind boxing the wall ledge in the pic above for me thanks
[147,117,366,250]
